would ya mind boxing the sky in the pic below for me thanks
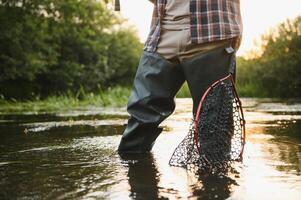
[118,0,301,56]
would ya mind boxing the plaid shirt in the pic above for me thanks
[144,0,243,52]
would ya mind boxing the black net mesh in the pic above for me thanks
[169,76,245,172]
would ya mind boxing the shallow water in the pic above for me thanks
[0,98,300,199]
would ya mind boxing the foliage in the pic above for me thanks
[0,0,142,99]
[236,15,301,97]
[0,86,131,113]
[176,82,191,98]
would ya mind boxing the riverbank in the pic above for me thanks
[0,87,131,113]
[1,84,301,114]
[0,83,195,114]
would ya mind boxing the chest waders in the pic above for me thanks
[117,39,237,153]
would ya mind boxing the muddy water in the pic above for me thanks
[0,98,300,199]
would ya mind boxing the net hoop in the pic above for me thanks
[193,73,246,161]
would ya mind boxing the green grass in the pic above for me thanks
[0,86,131,113]
[236,83,268,97]
[0,82,193,114]
[176,81,269,98]
[176,82,191,98]
[0,81,270,114]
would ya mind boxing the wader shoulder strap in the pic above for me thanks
[114,0,120,11]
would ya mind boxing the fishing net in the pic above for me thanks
[169,75,245,172]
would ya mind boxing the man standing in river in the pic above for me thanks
[118,0,243,153]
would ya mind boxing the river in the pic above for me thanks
[0,98,300,199]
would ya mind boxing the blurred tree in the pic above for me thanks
[237,15,301,98]
[0,0,142,99]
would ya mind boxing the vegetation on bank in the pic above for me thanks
[236,16,301,97]
[0,86,131,113]
[0,0,142,99]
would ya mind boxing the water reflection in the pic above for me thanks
[253,120,301,175]
[190,173,237,200]
[120,153,162,199]
[0,98,301,199]
[119,152,239,200]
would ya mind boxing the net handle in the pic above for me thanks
[225,45,246,160]
[229,74,246,160]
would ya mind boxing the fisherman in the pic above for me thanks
[118,0,242,153]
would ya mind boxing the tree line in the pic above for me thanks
[0,0,142,99]
[0,1,300,99]
[236,16,301,98]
